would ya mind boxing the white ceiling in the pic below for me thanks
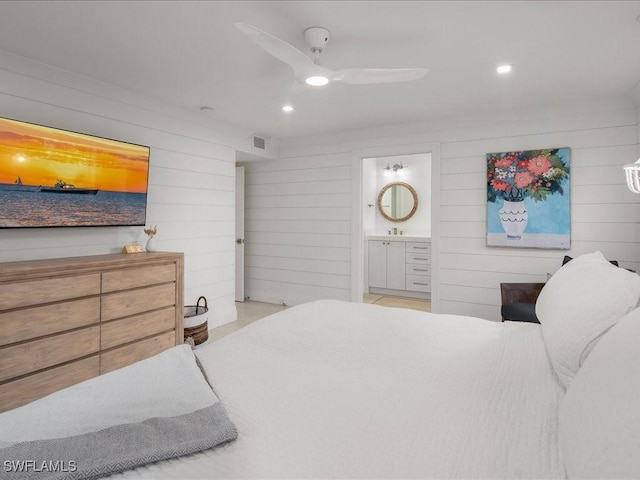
[0,1,639,142]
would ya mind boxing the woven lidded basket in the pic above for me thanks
[183,296,209,345]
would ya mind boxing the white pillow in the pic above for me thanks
[535,251,640,388]
[560,306,640,478]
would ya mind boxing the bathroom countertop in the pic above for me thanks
[366,234,430,242]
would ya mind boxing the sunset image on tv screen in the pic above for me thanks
[0,117,150,228]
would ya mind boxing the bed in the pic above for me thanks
[1,251,640,479]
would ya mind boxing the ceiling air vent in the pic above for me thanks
[253,135,266,150]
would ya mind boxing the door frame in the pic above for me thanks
[350,142,441,312]
[235,166,245,302]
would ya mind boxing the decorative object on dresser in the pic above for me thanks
[184,296,209,346]
[122,244,144,254]
[0,251,184,413]
[144,225,158,252]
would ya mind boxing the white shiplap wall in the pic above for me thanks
[241,153,353,305]
[257,97,640,320]
[438,102,639,319]
[0,54,241,326]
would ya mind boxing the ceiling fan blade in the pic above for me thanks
[235,23,313,70]
[331,68,428,85]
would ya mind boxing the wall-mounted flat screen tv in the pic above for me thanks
[0,117,150,228]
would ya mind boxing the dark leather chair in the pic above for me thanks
[499,256,623,323]
[500,282,545,323]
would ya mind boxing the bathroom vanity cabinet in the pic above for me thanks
[367,236,430,299]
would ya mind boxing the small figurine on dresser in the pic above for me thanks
[144,225,158,252]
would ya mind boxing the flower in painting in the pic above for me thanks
[528,155,552,176]
[491,179,509,192]
[514,171,534,189]
[487,148,569,203]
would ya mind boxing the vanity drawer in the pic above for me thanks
[407,264,431,276]
[406,275,431,293]
[406,252,431,265]
[406,242,431,254]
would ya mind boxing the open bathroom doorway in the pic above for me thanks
[361,152,433,312]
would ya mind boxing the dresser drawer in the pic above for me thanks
[0,325,100,382]
[406,264,431,276]
[406,252,431,265]
[0,356,99,413]
[101,306,176,350]
[0,274,100,310]
[406,275,431,293]
[100,331,175,374]
[101,283,176,322]
[406,242,431,254]
[102,264,176,293]
[0,297,100,347]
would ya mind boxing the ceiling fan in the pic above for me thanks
[235,23,427,87]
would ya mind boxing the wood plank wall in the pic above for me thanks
[0,52,238,327]
[438,104,639,318]
[242,153,353,305]
[264,99,640,319]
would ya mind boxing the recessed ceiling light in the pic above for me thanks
[305,75,329,86]
[497,64,512,74]
[282,105,294,113]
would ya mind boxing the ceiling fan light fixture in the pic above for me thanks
[305,75,329,86]
[236,23,428,88]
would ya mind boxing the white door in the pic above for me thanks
[235,167,245,302]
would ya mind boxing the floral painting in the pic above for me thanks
[487,147,570,249]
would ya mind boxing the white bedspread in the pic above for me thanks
[113,299,565,479]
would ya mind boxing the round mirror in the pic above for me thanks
[377,182,418,222]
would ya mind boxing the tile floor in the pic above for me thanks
[207,295,430,343]
[363,293,431,312]
[208,300,287,342]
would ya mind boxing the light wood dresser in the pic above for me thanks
[0,252,184,413]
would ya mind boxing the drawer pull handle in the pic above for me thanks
[413,282,430,286]
[412,257,429,261]
[412,247,429,250]
[412,268,429,272]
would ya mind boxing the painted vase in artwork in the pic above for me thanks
[499,200,528,240]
